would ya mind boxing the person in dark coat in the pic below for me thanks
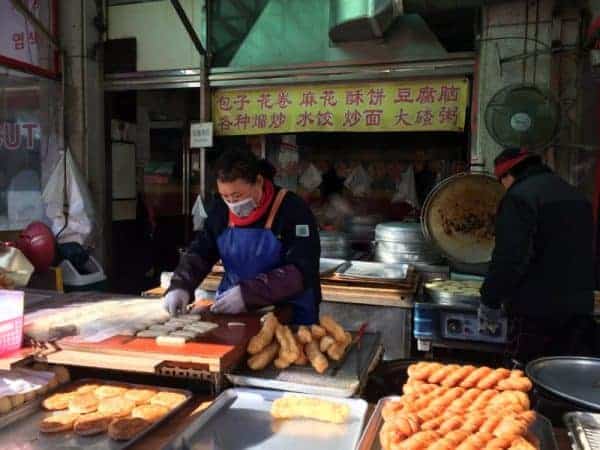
[479,148,595,361]
[164,149,322,325]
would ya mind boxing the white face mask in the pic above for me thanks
[225,197,257,218]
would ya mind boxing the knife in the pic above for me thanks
[330,322,368,376]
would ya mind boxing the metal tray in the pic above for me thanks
[320,258,348,276]
[335,261,410,281]
[163,387,368,450]
[357,396,559,450]
[226,332,382,398]
[564,411,600,450]
[0,378,192,450]
[527,357,600,411]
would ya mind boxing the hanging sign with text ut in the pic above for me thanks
[212,78,470,136]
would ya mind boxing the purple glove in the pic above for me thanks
[211,286,247,314]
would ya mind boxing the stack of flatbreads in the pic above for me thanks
[40,381,187,441]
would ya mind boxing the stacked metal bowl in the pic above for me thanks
[319,231,350,259]
[344,215,382,243]
[374,222,442,265]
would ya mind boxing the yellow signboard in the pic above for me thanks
[212,78,470,136]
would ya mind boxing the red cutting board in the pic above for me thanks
[57,309,291,373]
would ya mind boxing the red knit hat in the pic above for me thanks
[493,148,536,179]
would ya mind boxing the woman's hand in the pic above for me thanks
[211,286,247,314]
[162,289,190,316]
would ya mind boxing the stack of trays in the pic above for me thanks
[374,222,442,265]
[320,231,350,259]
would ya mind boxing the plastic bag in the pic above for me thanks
[344,164,372,197]
[392,165,419,208]
[42,149,96,246]
[191,195,208,231]
[299,163,323,191]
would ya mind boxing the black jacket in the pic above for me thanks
[169,187,322,311]
[481,165,594,318]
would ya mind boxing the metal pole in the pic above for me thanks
[199,0,212,201]
[170,0,207,56]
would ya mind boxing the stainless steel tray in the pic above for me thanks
[163,388,368,450]
[357,396,559,450]
[527,357,600,411]
[0,378,192,450]
[565,411,600,450]
[320,258,347,276]
[227,332,382,398]
[335,261,410,281]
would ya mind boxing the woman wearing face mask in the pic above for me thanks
[163,149,322,324]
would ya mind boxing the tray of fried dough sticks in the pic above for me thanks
[357,396,559,450]
[0,378,191,450]
[163,387,368,450]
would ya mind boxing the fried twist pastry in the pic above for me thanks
[247,312,279,355]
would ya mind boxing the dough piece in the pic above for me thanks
[40,412,80,433]
[395,430,440,449]
[108,417,150,441]
[125,388,157,406]
[293,337,308,366]
[74,412,112,436]
[441,365,476,388]
[94,385,127,400]
[98,396,136,418]
[310,324,327,340]
[9,394,25,408]
[0,397,12,414]
[50,366,71,385]
[297,326,312,344]
[319,335,335,353]
[150,392,187,410]
[319,315,346,342]
[42,393,73,411]
[271,396,350,423]
[497,377,533,392]
[76,383,101,394]
[69,393,99,414]
[248,342,280,371]
[136,330,164,338]
[149,324,178,333]
[477,368,511,390]
[460,366,494,388]
[429,364,460,385]
[182,322,218,334]
[305,341,329,374]
[132,404,169,423]
[156,335,187,346]
[274,356,293,370]
[169,330,198,339]
[327,332,352,361]
[247,312,279,355]
[275,325,299,364]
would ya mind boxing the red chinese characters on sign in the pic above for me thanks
[253,114,267,129]
[343,110,361,128]
[233,94,250,111]
[320,90,337,107]
[394,88,414,103]
[277,91,292,109]
[218,96,232,111]
[364,110,384,127]
[317,111,334,127]
[346,90,364,106]
[296,112,315,128]
[368,88,385,106]
[416,110,434,126]
[300,91,318,108]
[270,113,286,128]
[438,86,460,103]
[234,114,251,129]
[439,106,459,124]
[258,93,273,110]
[394,109,412,127]
[416,87,437,104]
[218,116,233,132]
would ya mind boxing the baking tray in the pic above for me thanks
[527,357,600,411]
[357,396,559,450]
[320,258,348,276]
[226,332,382,398]
[564,411,600,449]
[0,378,192,450]
[335,261,410,281]
[163,387,368,450]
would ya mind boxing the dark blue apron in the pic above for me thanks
[216,189,317,324]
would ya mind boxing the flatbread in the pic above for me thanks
[42,393,74,411]
[183,322,218,334]
[40,412,80,433]
[108,417,150,441]
[124,388,157,406]
[98,397,136,418]
[150,392,186,410]
[148,324,179,333]
[132,404,169,423]
[69,393,99,414]
[136,330,164,338]
[94,385,128,400]
[74,412,112,436]
[76,383,101,394]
